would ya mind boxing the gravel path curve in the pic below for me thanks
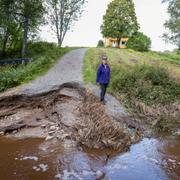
[20,48,87,95]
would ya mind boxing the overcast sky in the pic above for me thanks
[40,0,176,51]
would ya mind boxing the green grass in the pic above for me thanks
[0,42,75,93]
[84,48,180,106]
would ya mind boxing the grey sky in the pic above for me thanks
[40,0,176,51]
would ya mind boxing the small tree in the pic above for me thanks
[162,0,180,50]
[0,0,19,57]
[101,0,139,46]
[127,32,151,52]
[97,40,104,47]
[17,0,45,57]
[48,0,85,47]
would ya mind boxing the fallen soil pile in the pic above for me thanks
[0,83,141,152]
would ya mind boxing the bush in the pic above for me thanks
[97,40,104,47]
[0,42,74,93]
[111,65,180,105]
[27,41,58,57]
[127,32,151,52]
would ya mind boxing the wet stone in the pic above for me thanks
[45,135,54,141]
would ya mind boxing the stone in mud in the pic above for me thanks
[50,126,56,131]
[12,130,18,134]
[45,135,54,141]
[62,133,71,139]
[95,170,105,179]
[0,131,4,136]
[48,131,55,135]
[41,124,46,129]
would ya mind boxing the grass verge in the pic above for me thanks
[0,42,75,93]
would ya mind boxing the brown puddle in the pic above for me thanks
[0,136,179,180]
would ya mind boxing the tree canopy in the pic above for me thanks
[0,0,45,57]
[47,0,85,47]
[127,32,151,52]
[162,0,180,49]
[101,0,139,46]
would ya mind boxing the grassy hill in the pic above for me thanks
[84,48,180,129]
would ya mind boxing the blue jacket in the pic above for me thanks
[96,64,111,84]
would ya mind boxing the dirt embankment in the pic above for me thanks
[0,82,142,152]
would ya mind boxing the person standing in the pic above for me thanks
[96,55,111,102]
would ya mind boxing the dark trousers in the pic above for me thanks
[100,83,108,101]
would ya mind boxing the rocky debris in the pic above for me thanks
[0,123,26,134]
[0,131,4,136]
[45,135,54,141]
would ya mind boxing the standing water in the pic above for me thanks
[0,136,179,180]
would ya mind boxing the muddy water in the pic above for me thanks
[0,136,179,180]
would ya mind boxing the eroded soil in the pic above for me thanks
[0,83,141,152]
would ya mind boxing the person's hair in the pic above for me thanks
[101,55,108,61]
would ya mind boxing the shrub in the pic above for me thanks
[97,40,104,47]
[127,32,151,52]
[27,41,58,57]
[111,65,180,105]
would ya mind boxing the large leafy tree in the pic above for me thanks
[0,0,44,58]
[16,0,45,57]
[163,0,180,50]
[101,0,139,46]
[0,0,19,57]
[47,0,85,47]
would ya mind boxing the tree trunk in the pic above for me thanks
[1,30,9,57]
[58,38,62,47]
[117,37,122,48]
[21,17,29,57]
[9,26,21,50]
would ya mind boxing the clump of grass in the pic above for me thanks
[0,42,74,93]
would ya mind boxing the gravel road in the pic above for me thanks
[20,48,87,95]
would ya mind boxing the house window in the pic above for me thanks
[121,41,126,45]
